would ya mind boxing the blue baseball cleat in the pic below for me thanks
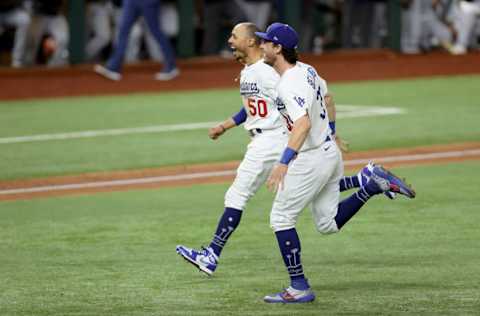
[176,245,218,276]
[359,162,396,200]
[264,286,316,303]
[372,165,416,199]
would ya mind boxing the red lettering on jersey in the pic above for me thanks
[247,98,268,118]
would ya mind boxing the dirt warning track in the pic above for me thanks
[1,142,479,201]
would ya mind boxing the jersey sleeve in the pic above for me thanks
[278,81,310,122]
[257,64,279,101]
[319,77,328,96]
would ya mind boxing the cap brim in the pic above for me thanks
[254,32,272,42]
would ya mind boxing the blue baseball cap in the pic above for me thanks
[255,22,299,49]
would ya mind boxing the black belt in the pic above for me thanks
[248,128,263,137]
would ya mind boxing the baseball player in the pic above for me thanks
[175,22,401,277]
[256,22,415,303]
[176,22,288,275]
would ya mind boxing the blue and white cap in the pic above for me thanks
[255,22,299,49]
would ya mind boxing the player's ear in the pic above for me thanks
[274,44,283,54]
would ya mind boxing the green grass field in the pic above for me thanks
[1,74,480,315]
[1,162,479,315]
[0,75,479,180]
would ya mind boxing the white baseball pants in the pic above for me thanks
[270,140,344,234]
[225,129,288,211]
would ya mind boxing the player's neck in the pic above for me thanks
[274,59,295,76]
[244,49,263,66]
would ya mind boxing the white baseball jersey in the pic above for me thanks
[270,62,343,234]
[240,59,285,131]
[275,62,331,151]
[224,59,288,210]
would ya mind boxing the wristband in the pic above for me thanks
[279,147,298,165]
[232,106,247,125]
[329,121,336,135]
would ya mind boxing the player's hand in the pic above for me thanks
[335,135,350,153]
[267,164,288,193]
[208,124,226,140]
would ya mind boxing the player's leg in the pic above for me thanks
[309,142,402,233]
[266,148,329,303]
[177,134,286,275]
[5,7,31,67]
[339,162,396,199]
[86,2,112,61]
[338,170,363,191]
[140,0,178,76]
[450,1,480,54]
[211,134,286,255]
[263,227,315,303]
[176,154,273,274]
[106,0,141,72]
[335,164,415,230]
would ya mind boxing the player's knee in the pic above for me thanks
[270,213,296,232]
[224,187,249,211]
[315,219,339,235]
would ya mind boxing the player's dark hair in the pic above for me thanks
[280,47,298,64]
[244,22,261,46]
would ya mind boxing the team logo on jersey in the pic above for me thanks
[240,81,260,96]
[293,96,305,108]
[307,67,317,90]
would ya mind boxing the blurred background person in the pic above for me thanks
[401,0,454,54]
[94,0,178,81]
[85,0,112,61]
[26,0,68,67]
[447,0,480,54]
[126,0,179,63]
[200,0,246,56]
[111,0,143,63]
[235,0,272,30]
[298,0,343,54]
[342,0,389,49]
[0,0,31,67]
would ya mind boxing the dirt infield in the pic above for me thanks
[1,142,479,201]
[1,49,480,101]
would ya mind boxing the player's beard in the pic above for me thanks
[263,53,275,66]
